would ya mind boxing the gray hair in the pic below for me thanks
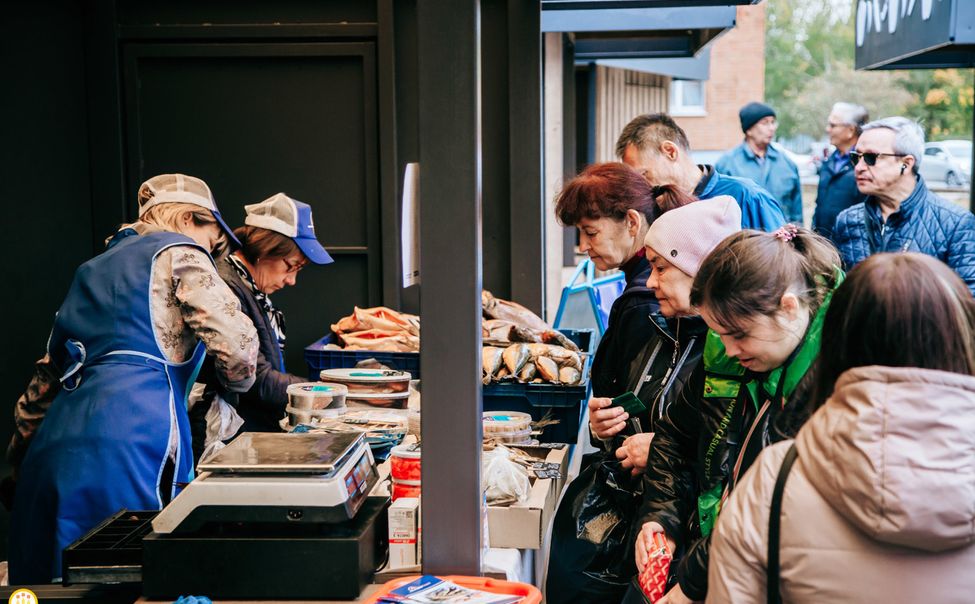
[861,116,925,173]
[831,102,869,133]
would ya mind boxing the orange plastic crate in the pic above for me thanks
[366,575,542,604]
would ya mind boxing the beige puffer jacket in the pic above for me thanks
[707,366,975,604]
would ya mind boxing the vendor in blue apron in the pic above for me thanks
[9,174,259,584]
[192,192,334,460]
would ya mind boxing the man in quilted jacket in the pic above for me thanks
[833,116,975,295]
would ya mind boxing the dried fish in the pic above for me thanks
[518,362,537,382]
[535,356,560,382]
[482,346,504,379]
[502,343,531,375]
[559,366,581,385]
[540,329,580,352]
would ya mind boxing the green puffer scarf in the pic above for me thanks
[697,268,844,537]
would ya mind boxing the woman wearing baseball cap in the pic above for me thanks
[193,192,334,451]
[10,174,258,583]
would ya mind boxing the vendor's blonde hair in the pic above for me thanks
[138,202,229,256]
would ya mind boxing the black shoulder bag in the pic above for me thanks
[766,443,799,604]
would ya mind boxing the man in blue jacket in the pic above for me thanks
[616,113,786,232]
[715,102,803,223]
[813,102,869,242]
[834,116,975,295]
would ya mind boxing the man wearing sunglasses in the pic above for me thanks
[833,116,975,295]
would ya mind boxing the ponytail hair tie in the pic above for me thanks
[772,224,799,243]
[651,185,669,198]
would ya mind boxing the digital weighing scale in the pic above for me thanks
[152,431,378,533]
[139,431,388,600]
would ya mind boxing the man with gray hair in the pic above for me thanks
[833,116,975,294]
[812,102,869,242]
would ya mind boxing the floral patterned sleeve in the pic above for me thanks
[161,246,258,392]
[7,354,61,472]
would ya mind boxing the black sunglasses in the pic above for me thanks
[849,151,907,166]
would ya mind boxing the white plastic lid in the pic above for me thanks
[391,443,422,459]
[286,382,349,396]
[320,368,412,383]
[483,411,532,427]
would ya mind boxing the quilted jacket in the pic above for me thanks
[833,176,975,295]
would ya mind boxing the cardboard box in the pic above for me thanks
[487,444,570,549]
[388,497,419,569]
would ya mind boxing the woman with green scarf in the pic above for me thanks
[630,225,843,604]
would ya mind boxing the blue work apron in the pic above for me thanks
[10,231,210,583]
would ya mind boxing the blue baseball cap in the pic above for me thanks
[138,173,243,249]
[243,193,334,265]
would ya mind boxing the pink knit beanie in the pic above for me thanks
[644,195,741,277]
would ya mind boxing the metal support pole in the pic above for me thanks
[418,0,484,575]
[970,71,974,214]
[508,0,545,316]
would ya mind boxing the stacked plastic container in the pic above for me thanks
[390,443,422,501]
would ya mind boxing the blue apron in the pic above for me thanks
[10,231,209,583]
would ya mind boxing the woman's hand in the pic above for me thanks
[615,433,654,476]
[588,397,628,439]
[656,583,697,604]
[635,521,676,571]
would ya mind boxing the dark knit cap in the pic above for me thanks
[739,102,776,133]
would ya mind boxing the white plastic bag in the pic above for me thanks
[199,390,244,462]
[481,445,530,505]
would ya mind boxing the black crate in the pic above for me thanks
[62,509,156,585]
[483,329,592,444]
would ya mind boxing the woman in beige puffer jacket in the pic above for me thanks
[706,253,975,604]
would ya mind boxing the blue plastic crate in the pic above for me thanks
[305,333,421,379]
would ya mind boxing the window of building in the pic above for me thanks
[670,79,706,116]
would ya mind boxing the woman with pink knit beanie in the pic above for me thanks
[643,195,742,318]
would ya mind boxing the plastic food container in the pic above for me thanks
[484,427,532,445]
[482,411,532,434]
[390,444,422,481]
[285,406,345,427]
[319,368,412,395]
[346,390,411,410]
[392,478,422,501]
[287,382,348,410]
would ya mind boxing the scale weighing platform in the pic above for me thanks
[139,431,388,600]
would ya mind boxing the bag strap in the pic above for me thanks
[766,443,799,604]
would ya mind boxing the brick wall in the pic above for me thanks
[674,2,766,152]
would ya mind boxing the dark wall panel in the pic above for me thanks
[480,0,513,300]
[393,0,420,314]
[117,1,377,26]
[122,42,381,371]
[1,0,95,557]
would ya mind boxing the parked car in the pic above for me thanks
[773,143,818,181]
[921,140,972,186]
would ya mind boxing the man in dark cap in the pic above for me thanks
[716,101,803,223]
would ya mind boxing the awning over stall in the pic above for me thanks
[542,5,735,59]
[593,48,711,79]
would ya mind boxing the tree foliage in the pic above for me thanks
[764,0,973,144]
